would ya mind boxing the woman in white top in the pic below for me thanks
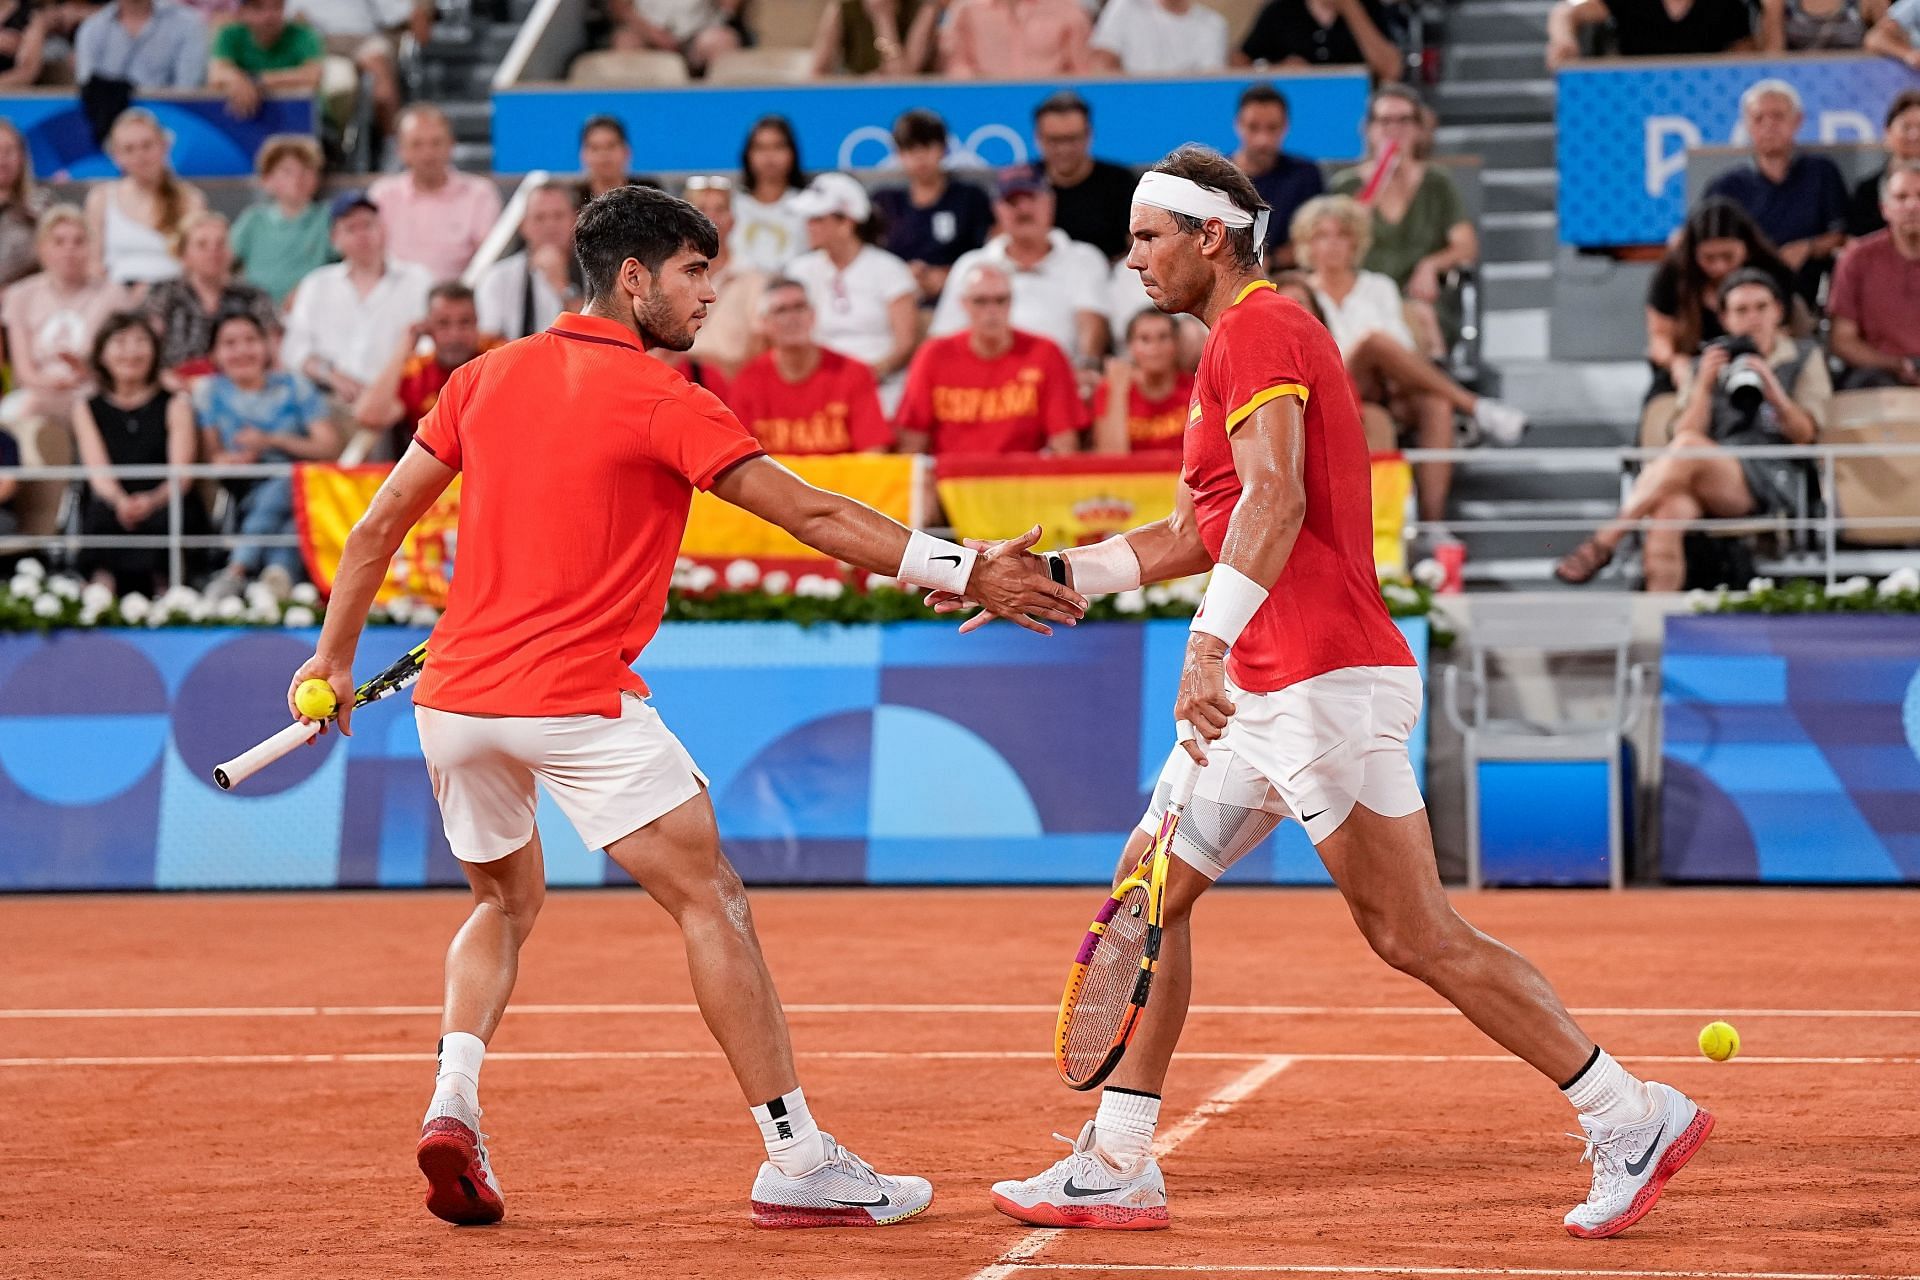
[784,172,919,386]
[1292,194,1524,536]
[84,109,206,293]
[730,116,809,274]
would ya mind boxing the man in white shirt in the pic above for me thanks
[290,0,427,135]
[475,180,580,341]
[1089,0,1228,73]
[931,170,1110,375]
[282,190,434,413]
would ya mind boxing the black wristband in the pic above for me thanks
[1044,552,1068,586]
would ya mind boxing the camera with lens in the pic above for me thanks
[1709,335,1767,417]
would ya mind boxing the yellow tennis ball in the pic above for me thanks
[295,679,338,720]
[1698,1020,1740,1062]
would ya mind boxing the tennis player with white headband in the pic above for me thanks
[974,145,1714,1239]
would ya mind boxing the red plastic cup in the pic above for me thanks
[1434,541,1465,594]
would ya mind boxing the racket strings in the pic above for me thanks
[1061,881,1152,1076]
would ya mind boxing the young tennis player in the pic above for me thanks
[966,146,1713,1239]
[285,185,1085,1230]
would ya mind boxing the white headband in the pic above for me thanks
[1132,171,1271,248]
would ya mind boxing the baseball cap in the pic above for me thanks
[994,167,1048,200]
[329,188,379,222]
[789,172,871,223]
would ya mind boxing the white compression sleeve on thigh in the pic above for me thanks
[1060,536,1143,595]
[897,529,978,596]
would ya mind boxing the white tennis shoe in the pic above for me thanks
[990,1120,1169,1230]
[749,1133,933,1228]
[1565,1081,1714,1239]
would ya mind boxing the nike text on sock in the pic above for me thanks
[434,1031,486,1106]
[1094,1086,1162,1171]
[1560,1047,1654,1130]
[752,1087,827,1177]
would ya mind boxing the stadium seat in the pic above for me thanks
[751,0,829,48]
[0,404,74,539]
[1827,389,1920,547]
[567,48,691,85]
[1211,0,1266,47]
[704,47,815,83]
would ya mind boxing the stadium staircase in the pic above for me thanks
[409,0,529,174]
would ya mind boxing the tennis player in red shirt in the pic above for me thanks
[972,148,1712,1239]
[726,278,891,454]
[286,186,1084,1231]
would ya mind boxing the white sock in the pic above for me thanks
[1561,1047,1653,1130]
[752,1086,828,1177]
[432,1031,485,1111]
[1093,1087,1161,1171]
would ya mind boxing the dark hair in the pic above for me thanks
[1237,83,1289,118]
[530,177,581,208]
[575,185,721,301]
[1033,90,1091,127]
[89,310,160,391]
[579,113,628,148]
[1887,89,1920,129]
[1665,197,1790,354]
[1268,270,1328,325]
[893,108,947,151]
[428,281,477,308]
[1148,143,1269,271]
[1719,266,1784,307]
[1124,308,1176,342]
[211,306,269,343]
[738,115,805,193]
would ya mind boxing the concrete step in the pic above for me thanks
[1482,259,1553,309]
[424,22,521,62]
[1446,40,1548,81]
[1481,167,1557,214]
[1480,209,1558,262]
[1497,359,1649,427]
[454,141,495,173]
[1433,77,1556,124]
[440,98,492,144]
[1482,307,1549,363]
[1447,0,1555,44]
[1433,121,1556,170]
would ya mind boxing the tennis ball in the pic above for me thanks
[295,678,338,721]
[1698,1020,1740,1062]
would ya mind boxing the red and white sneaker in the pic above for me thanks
[417,1096,505,1226]
[990,1121,1168,1230]
[749,1133,932,1229]
[1564,1082,1714,1239]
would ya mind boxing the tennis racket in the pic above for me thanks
[212,642,429,791]
[1054,739,1205,1091]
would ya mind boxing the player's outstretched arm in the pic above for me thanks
[710,455,1087,634]
[287,442,457,734]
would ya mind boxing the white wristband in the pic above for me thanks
[897,529,978,596]
[1060,536,1142,596]
[1190,564,1268,647]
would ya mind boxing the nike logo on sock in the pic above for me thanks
[1061,1177,1109,1198]
[828,1193,891,1208]
[1624,1124,1664,1177]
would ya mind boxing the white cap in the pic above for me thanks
[790,172,872,223]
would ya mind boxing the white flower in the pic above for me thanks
[1879,567,1920,598]
[674,556,694,572]
[686,564,718,592]
[32,593,62,618]
[15,557,45,580]
[795,574,843,599]
[1114,589,1148,614]
[761,570,792,595]
[284,605,316,628]
[289,582,320,607]
[47,575,83,600]
[1145,585,1173,607]
[81,582,114,612]
[1411,558,1446,590]
[119,592,149,622]
[188,598,214,622]
[8,575,36,599]
[216,596,246,621]
[1170,576,1207,605]
[247,600,281,624]
[865,573,899,593]
[1747,576,1775,594]
[724,559,760,590]
[79,603,105,627]
[406,605,440,628]
[1685,588,1714,612]
[1382,583,1420,608]
[1845,575,1872,597]
[244,582,278,610]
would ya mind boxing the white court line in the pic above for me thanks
[967,1056,1296,1280]
[1003,1266,1920,1280]
[4,1003,1920,1021]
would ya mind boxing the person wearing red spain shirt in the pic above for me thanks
[725,278,890,454]
[1092,308,1194,454]
[895,263,1087,457]
[353,281,501,457]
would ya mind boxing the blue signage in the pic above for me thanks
[1,94,315,180]
[1557,56,1920,246]
[491,73,1371,175]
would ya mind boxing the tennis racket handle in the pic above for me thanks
[213,720,322,790]
[1167,737,1205,810]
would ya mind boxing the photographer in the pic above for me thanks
[1557,268,1828,591]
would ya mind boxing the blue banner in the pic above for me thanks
[0,618,1425,891]
[1557,56,1920,247]
[491,73,1370,175]
[2,93,315,180]
[1661,615,1920,883]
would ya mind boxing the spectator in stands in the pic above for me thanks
[291,0,425,138]
[872,109,993,306]
[230,134,331,306]
[207,0,322,119]
[0,120,49,286]
[1848,90,1920,235]
[0,430,16,536]
[353,281,496,454]
[940,0,1091,77]
[1028,92,1135,261]
[1091,0,1229,71]
[1645,198,1797,403]
[1865,0,1920,64]
[1829,162,1920,389]
[786,172,919,387]
[368,104,503,282]
[1,208,126,466]
[577,115,650,204]
[898,262,1085,456]
[1232,83,1324,270]
[810,0,939,74]
[932,170,1110,375]
[0,0,50,87]
[475,180,579,341]
[728,278,891,453]
[1093,310,1192,455]
[1105,254,1207,371]
[1236,0,1401,81]
[281,189,432,412]
[1558,268,1828,589]
[678,175,766,391]
[1547,0,1752,67]
[1703,80,1848,303]
[75,0,207,88]
[731,115,807,274]
[608,0,745,74]
[71,311,200,592]
[86,108,207,289]
[198,308,336,592]
[143,211,278,379]
[1760,0,1881,48]
[1326,88,1473,358]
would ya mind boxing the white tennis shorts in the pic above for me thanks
[416,692,708,863]
[1139,664,1426,880]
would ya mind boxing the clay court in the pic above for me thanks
[6,886,1918,1280]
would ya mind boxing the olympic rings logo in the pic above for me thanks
[836,123,1031,172]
